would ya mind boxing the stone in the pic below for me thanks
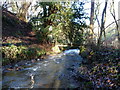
[52,45,61,53]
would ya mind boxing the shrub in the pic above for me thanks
[2,45,46,65]
[2,45,21,59]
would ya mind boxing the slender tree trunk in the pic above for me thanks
[110,0,120,48]
[97,0,108,47]
[118,1,120,48]
[90,0,95,39]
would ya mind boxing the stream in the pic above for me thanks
[2,49,84,88]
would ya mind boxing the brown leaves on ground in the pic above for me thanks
[79,47,120,89]
[79,63,119,89]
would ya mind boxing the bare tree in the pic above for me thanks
[94,1,101,42]
[97,0,108,47]
[17,1,31,22]
[2,1,31,22]
[90,0,95,37]
[110,0,120,48]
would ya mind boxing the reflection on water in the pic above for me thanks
[2,49,83,88]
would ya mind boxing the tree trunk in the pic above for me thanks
[97,0,108,48]
[90,0,95,40]
[118,1,120,48]
[110,0,120,48]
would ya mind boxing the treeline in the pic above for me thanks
[2,0,120,48]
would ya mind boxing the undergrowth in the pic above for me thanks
[2,45,46,65]
[79,45,120,89]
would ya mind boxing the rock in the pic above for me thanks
[15,64,18,67]
[37,58,40,61]
[52,45,61,53]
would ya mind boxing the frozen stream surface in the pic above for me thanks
[2,49,84,88]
